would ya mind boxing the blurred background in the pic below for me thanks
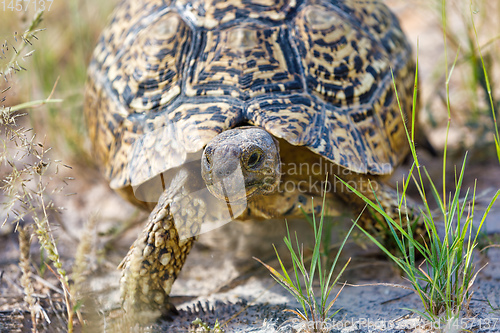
[1,0,117,161]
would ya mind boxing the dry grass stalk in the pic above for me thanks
[19,225,38,333]
[71,214,99,326]
[1,10,76,332]
[1,11,44,81]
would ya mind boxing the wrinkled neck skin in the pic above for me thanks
[201,127,281,205]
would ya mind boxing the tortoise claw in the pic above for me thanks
[160,302,179,321]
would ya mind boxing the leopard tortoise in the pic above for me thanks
[85,0,419,319]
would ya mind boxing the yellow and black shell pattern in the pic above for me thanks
[84,0,415,190]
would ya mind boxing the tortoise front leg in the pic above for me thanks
[119,215,195,320]
[119,172,205,320]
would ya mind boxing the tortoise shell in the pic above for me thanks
[84,0,415,190]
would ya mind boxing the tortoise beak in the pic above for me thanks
[205,162,249,205]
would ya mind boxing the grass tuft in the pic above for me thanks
[1,10,79,333]
[338,24,500,326]
[255,182,354,332]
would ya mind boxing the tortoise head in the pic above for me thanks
[201,127,281,203]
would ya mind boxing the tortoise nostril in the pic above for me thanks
[210,144,242,179]
[215,168,235,178]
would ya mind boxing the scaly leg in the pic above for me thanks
[119,170,206,320]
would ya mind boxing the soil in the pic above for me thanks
[1,145,499,332]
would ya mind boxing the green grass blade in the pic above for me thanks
[286,224,304,302]
[254,255,308,306]
[322,214,359,303]
[473,189,500,245]
[325,277,348,316]
[469,2,500,164]
[336,176,418,247]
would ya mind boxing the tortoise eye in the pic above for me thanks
[205,153,213,168]
[247,151,262,168]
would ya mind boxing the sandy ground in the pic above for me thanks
[1,148,499,332]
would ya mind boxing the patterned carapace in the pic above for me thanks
[85,0,415,191]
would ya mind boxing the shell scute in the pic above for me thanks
[187,24,302,100]
[293,3,391,108]
[114,13,191,111]
[248,95,320,146]
[180,0,297,27]
[106,101,244,188]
